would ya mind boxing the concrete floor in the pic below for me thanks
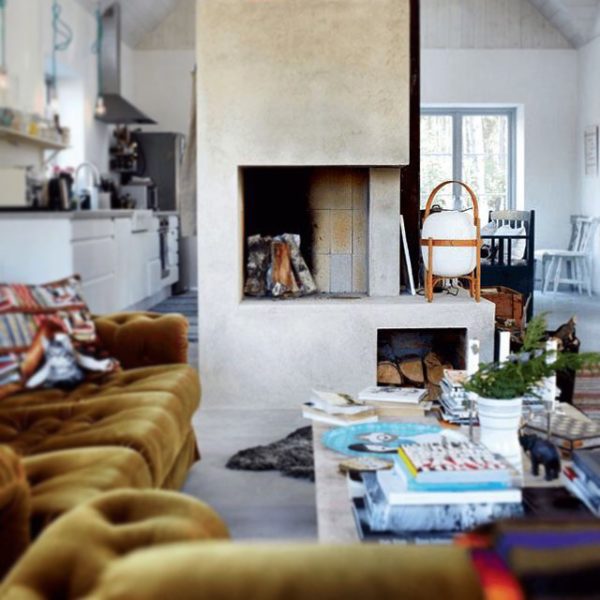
[181,290,599,541]
[182,408,317,540]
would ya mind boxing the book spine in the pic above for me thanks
[396,447,418,478]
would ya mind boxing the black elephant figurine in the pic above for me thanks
[519,433,561,481]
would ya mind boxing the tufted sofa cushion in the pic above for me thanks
[0,393,194,486]
[0,446,30,578]
[0,364,201,415]
[24,447,153,536]
[94,312,190,369]
[0,490,230,600]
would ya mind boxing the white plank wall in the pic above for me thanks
[422,0,572,48]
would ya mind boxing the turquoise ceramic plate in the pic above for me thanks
[322,422,448,458]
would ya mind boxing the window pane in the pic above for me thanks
[461,115,510,216]
[420,115,453,208]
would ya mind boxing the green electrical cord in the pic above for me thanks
[51,0,74,90]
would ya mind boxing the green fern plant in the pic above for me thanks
[463,315,600,400]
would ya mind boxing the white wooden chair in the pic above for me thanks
[537,216,599,296]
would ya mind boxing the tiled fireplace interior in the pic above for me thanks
[242,167,369,297]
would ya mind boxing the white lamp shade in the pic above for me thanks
[421,211,477,277]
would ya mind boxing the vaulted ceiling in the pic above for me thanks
[74,0,182,48]
[75,0,600,50]
[529,0,600,47]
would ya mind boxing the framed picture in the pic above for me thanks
[584,126,598,177]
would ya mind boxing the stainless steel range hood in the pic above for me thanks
[95,3,156,125]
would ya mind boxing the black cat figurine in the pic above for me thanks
[519,433,561,481]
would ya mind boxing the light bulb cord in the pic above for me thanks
[91,6,103,98]
[51,0,73,91]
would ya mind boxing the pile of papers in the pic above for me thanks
[302,390,378,426]
[358,386,431,418]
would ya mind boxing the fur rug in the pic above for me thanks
[226,426,314,481]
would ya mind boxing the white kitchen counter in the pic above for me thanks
[0,209,178,219]
[0,210,180,313]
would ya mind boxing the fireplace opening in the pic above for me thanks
[242,167,369,298]
[377,328,467,399]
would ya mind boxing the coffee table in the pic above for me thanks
[312,404,587,543]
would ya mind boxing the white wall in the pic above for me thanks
[422,49,579,251]
[130,51,194,134]
[577,37,600,293]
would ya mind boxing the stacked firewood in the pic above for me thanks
[244,233,318,298]
[377,352,453,400]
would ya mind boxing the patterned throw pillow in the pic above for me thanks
[0,276,118,398]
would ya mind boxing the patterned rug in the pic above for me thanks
[226,427,314,481]
[150,291,198,342]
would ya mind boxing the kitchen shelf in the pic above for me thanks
[0,126,68,151]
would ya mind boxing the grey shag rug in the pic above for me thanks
[226,426,314,481]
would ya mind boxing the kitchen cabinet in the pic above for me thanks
[0,211,179,313]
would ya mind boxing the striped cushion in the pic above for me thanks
[0,276,117,398]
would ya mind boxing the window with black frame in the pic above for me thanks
[420,108,516,220]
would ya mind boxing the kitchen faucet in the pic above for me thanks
[74,162,101,210]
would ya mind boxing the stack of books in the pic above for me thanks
[357,386,430,418]
[562,449,600,515]
[354,439,523,542]
[438,370,474,425]
[302,390,378,426]
[523,414,600,455]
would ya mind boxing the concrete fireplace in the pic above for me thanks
[196,0,495,408]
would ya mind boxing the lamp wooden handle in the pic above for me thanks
[423,180,480,224]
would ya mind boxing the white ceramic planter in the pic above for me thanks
[477,396,523,470]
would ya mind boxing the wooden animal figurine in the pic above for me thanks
[519,433,561,481]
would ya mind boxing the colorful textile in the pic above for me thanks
[0,276,118,398]
[470,549,524,600]
[461,520,600,600]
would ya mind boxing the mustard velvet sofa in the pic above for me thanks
[0,312,484,599]
[0,486,482,600]
[0,312,201,557]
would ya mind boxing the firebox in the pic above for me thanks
[377,328,467,395]
[242,167,369,298]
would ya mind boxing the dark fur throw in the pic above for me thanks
[226,426,314,481]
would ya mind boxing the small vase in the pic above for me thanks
[476,396,523,471]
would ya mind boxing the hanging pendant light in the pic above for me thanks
[92,6,105,117]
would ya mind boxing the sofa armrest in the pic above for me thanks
[0,490,229,599]
[94,312,189,370]
[0,446,31,578]
[86,543,483,600]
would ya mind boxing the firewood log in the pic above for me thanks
[270,240,295,296]
[377,361,403,386]
[281,233,317,295]
[244,235,271,297]
[398,357,425,384]
[424,352,442,369]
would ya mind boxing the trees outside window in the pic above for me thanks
[420,108,516,219]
